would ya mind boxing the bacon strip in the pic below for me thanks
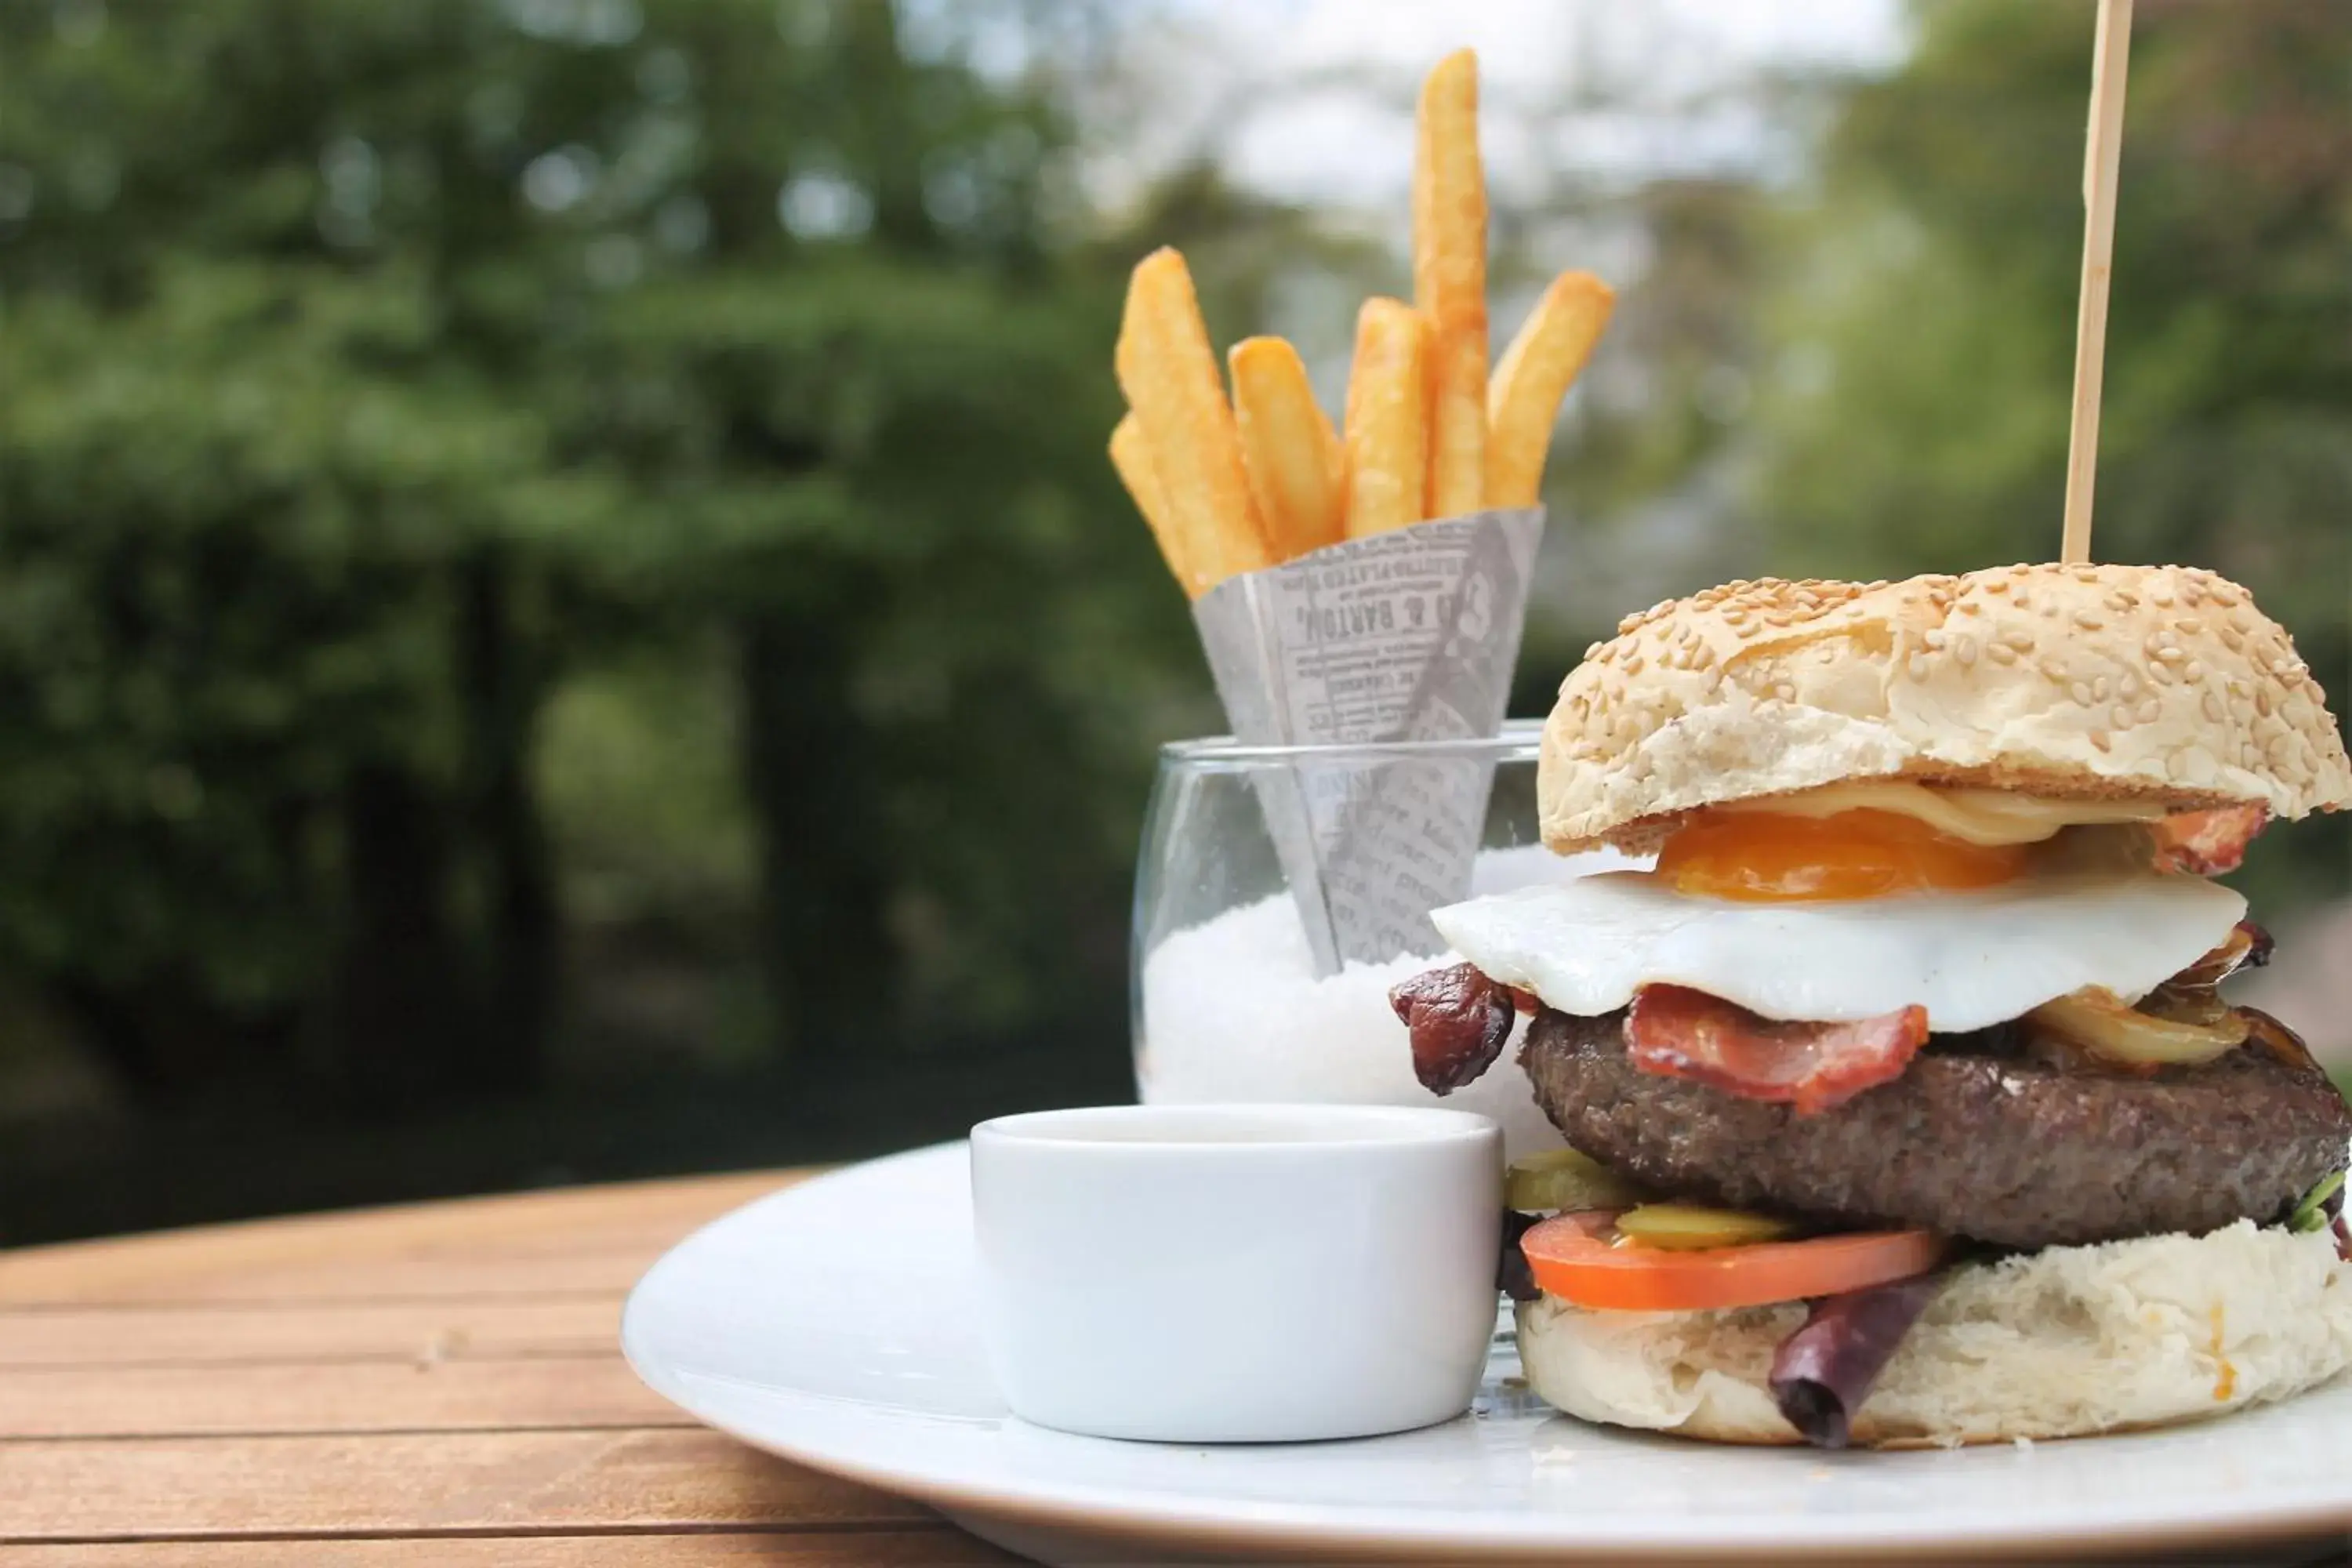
[2151,803,2267,875]
[1390,963,1515,1094]
[1624,985,1929,1116]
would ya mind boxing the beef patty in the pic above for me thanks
[1523,1007,2352,1249]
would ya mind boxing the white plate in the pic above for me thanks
[622,1143,2352,1565]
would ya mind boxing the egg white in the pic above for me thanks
[1428,869,2247,1033]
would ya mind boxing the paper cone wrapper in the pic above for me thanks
[1190,507,1544,975]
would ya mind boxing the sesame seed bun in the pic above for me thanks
[1540,563,2352,855]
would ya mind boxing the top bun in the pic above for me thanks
[1541,562,2352,855]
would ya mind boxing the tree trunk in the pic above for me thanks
[460,553,557,1096]
[333,763,473,1111]
[738,602,893,1072]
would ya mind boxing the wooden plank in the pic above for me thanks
[3,1353,683,1438]
[0,1294,623,1368]
[0,1428,931,1541]
[0,1172,800,1307]
[0,1246,668,1306]
[9,1531,1024,1565]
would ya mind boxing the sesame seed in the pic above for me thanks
[2111,704,2134,730]
[1955,635,1978,666]
[2074,611,2104,631]
[1984,579,2011,595]
[2138,699,2162,725]
[1622,655,1645,675]
[2201,692,2227,724]
[2071,682,2095,707]
[1987,644,2019,665]
[2155,646,2187,663]
[1773,681,1797,702]
[1584,642,1605,662]
[2092,677,2111,701]
[2182,660,2205,683]
[2090,731,2112,753]
[2176,616,2204,635]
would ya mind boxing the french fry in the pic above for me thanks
[1114,247,1273,596]
[1344,298,1431,538]
[1229,336,1345,561]
[1413,49,1489,517]
[1485,270,1616,509]
[1109,413,1193,587]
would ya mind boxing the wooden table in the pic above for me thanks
[0,1171,1022,1565]
[11,1175,2347,1568]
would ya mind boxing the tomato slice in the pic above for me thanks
[1521,1211,1944,1312]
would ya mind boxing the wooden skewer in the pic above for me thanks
[2060,0,2134,564]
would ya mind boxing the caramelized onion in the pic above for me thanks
[2241,1007,2321,1075]
[2162,920,2274,990]
[2026,986,2249,1069]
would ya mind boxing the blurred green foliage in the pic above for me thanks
[1748,0,2352,907]
[0,0,1205,1105]
[0,0,2343,1147]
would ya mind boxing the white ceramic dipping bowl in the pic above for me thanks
[970,1103,1502,1443]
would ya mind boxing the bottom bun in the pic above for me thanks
[1515,1220,2352,1448]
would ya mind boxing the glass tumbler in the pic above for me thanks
[1131,720,1629,1160]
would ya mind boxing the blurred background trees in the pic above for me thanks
[0,0,1195,1140]
[1745,0,2352,909]
[1,0,2343,1240]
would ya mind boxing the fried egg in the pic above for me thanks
[1428,869,2246,1033]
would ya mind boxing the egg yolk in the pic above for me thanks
[1655,809,2030,902]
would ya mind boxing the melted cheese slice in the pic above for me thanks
[1714,781,2166,846]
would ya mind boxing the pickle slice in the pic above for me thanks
[1614,1203,1795,1250]
[1504,1148,1649,1214]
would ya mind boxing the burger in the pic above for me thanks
[1391,562,2352,1449]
